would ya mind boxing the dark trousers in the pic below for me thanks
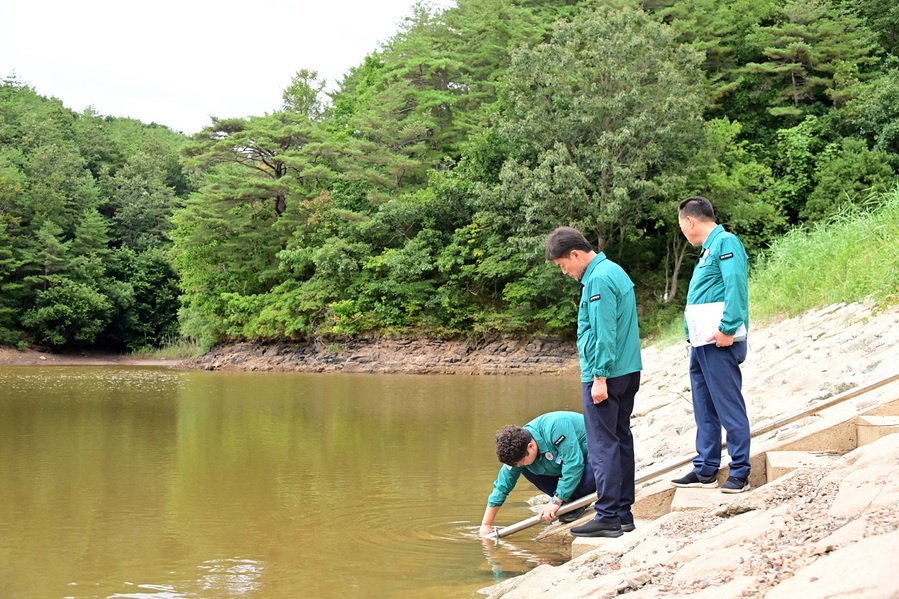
[689,341,751,479]
[582,372,640,524]
[521,458,597,502]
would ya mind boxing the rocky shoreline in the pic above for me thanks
[182,337,580,375]
[484,433,899,599]
[475,301,899,598]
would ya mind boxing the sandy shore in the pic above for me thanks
[0,347,184,367]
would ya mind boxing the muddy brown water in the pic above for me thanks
[0,366,585,598]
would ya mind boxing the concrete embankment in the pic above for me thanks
[481,400,899,598]
[484,433,899,598]
[479,302,899,598]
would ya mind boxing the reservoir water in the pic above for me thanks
[0,366,585,598]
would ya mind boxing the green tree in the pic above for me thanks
[0,221,23,343]
[20,142,100,236]
[494,5,708,252]
[328,42,450,205]
[833,63,899,153]
[22,220,72,292]
[70,208,111,258]
[175,72,333,343]
[101,139,181,251]
[21,279,112,348]
[101,248,180,351]
[282,69,327,117]
[802,137,895,220]
[184,115,303,217]
[853,0,899,56]
[661,0,777,102]
[326,0,590,204]
[0,74,189,350]
[766,116,826,221]
[741,0,880,118]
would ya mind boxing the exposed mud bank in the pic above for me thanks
[0,347,181,367]
[183,337,581,375]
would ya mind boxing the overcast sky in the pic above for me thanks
[1,0,452,135]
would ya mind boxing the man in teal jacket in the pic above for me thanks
[479,411,595,537]
[545,226,643,538]
[671,196,752,494]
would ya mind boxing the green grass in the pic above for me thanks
[642,316,688,348]
[128,337,204,360]
[749,187,899,325]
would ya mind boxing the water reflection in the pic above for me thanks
[465,527,567,583]
[0,367,582,599]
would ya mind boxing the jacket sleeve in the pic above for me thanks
[718,236,749,335]
[585,275,619,378]
[487,465,522,507]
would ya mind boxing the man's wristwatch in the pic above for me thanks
[550,496,563,506]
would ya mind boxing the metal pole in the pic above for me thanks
[494,454,692,538]
[493,371,899,539]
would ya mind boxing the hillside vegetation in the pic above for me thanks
[750,189,899,321]
[1,0,898,353]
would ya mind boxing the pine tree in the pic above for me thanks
[741,0,880,118]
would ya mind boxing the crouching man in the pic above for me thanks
[479,411,595,537]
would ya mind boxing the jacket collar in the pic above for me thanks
[701,224,725,251]
[579,252,607,283]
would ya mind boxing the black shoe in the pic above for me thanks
[621,521,636,533]
[721,476,750,494]
[557,505,589,524]
[671,471,718,488]
[570,519,623,538]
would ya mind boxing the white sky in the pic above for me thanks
[0,0,452,135]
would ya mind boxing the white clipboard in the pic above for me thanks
[685,302,746,347]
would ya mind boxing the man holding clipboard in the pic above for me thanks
[671,196,752,494]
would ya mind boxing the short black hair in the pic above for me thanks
[678,196,716,222]
[495,425,533,466]
[545,226,593,261]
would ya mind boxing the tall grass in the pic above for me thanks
[128,336,204,360]
[749,187,899,324]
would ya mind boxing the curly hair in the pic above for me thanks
[495,425,533,466]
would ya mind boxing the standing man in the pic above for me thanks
[545,227,642,538]
[479,411,595,537]
[671,196,752,493]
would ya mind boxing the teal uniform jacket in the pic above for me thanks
[487,411,589,507]
[577,253,643,383]
[684,224,749,340]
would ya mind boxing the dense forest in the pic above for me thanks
[1,0,898,352]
